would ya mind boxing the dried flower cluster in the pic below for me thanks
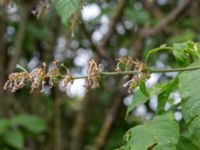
[4,57,151,94]
[3,71,30,92]
[32,1,50,19]
[29,63,47,93]
[116,56,134,72]
[85,59,102,89]
[63,70,74,91]
[47,61,60,88]
[115,56,150,92]
[4,61,74,93]
[123,60,150,92]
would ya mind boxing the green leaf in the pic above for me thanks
[126,88,149,118]
[52,0,80,25]
[0,119,10,134]
[125,8,151,25]
[172,41,200,66]
[4,129,24,150]
[173,42,192,66]
[177,136,198,150]
[156,76,179,115]
[179,59,200,147]
[27,23,50,40]
[145,45,173,64]
[122,112,179,150]
[11,115,47,134]
[168,30,195,44]
[139,81,149,97]
[149,83,168,96]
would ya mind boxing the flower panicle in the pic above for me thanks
[85,59,102,90]
[4,61,74,93]
[63,70,74,91]
[31,1,50,20]
[4,57,151,94]
[116,56,134,72]
[123,60,150,92]
[29,67,46,93]
[3,71,30,92]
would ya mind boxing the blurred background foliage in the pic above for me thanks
[0,0,200,149]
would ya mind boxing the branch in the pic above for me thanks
[100,0,127,47]
[92,89,126,150]
[8,6,27,73]
[142,0,191,36]
[140,0,163,18]
[69,94,92,150]
[0,8,7,106]
[127,0,192,61]
[69,66,200,80]
[81,21,110,60]
[53,89,62,150]
[96,0,127,63]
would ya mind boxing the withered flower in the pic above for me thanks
[133,60,146,73]
[116,56,134,72]
[123,60,150,92]
[60,68,73,91]
[63,74,74,91]
[4,71,30,92]
[85,59,102,89]
[29,63,46,93]
[47,61,61,88]
[32,1,50,19]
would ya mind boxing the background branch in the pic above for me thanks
[142,0,191,36]
[8,6,27,73]
[96,0,127,63]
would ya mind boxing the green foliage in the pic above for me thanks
[177,135,198,150]
[52,0,81,25]
[173,41,200,66]
[27,23,50,41]
[4,129,24,150]
[123,41,200,149]
[125,6,151,25]
[2,0,200,149]
[179,59,200,148]
[156,76,178,115]
[167,31,195,44]
[145,44,172,64]
[126,85,149,118]
[139,81,149,97]
[149,83,168,96]
[0,119,10,134]
[121,112,179,150]
[11,114,47,134]
[0,115,47,149]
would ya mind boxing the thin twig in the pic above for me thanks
[70,65,200,80]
